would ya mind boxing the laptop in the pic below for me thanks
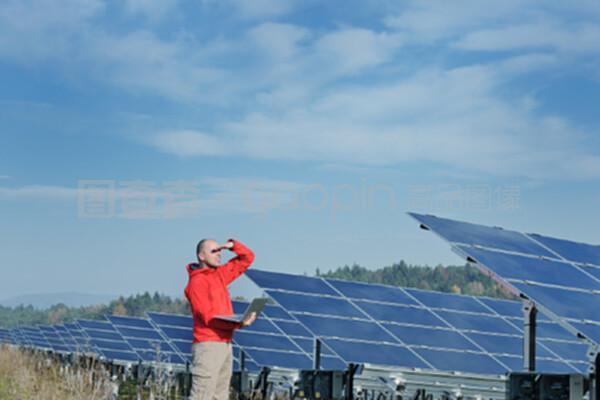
[216,297,269,323]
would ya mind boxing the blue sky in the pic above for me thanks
[1,0,600,301]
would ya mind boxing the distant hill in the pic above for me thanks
[0,292,116,309]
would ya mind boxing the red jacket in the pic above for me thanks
[184,240,255,343]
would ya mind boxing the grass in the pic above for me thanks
[0,344,112,399]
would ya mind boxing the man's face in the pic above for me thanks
[198,239,221,268]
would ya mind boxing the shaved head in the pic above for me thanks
[196,238,221,268]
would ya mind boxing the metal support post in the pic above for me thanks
[345,363,360,400]
[523,301,537,372]
[591,351,600,400]
[313,338,321,370]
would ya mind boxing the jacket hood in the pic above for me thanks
[187,262,214,277]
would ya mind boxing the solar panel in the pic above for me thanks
[107,315,184,365]
[529,233,600,267]
[38,325,70,353]
[408,213,553,257]
[246,269,588,375]
[0,328,10,344]
[147,311,266,371]
[408,212,600,367]
[54,325,78,352]
[77,319,139,363]
[457,246,600,291]
[19,326,51,350]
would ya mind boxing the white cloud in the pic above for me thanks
[453,23,600,53]
[88,30,226,101]
[123,0,178,22]
[229,0,297,19]
[314,28,404,75]
[248,23,309,61]
[149,63,600,180]
[384,0,524,42]
[0,0,104,62]
[148,130,226,157]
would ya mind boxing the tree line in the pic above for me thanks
[316,261,515,299]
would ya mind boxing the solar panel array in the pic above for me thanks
[2,265,594,376]
[408,212,600,359]
[246,269,590,375]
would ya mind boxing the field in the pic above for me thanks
[0,344,113,399]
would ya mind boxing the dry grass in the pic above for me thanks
[0,344,113,400]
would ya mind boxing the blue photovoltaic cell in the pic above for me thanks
[90,338,133,352]
[320,356,347,370]
[582,266,600,281]
[541,341,589,361]
[234,331,301,352]
[435,310,520,335]
[147,312,192,328]
[415,348,506,375]
[160,326,192,341]
[355,301,447,328]
[459,246,600,291]
[294,314,396,342]
[529,233,600,267]
[496,356,576,374]
[536,322,577,341]
[511,282,600,321]
[293,338,335,356]
[570,362,590,374]
[239,318,279,334]
[409,213,553,257]
[570,322,600,344]
[108,315,155,330]
[477,297,523,319]
[116,326,164,340]
[85,329,123,341]
[464,332,553,358]
[273,320,312,337]
[267,291,365,319]
[324,339,429,369]
[262,304,293,320]
[246,269,338,296]
[325,279,418,305]
[244,348,313,370]
[405,288,490,314]
[383,324,478,351]
[232,301,248,314]
[77,319,112,330]
[171,340,192,356]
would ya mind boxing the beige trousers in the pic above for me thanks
[189,341,233,400]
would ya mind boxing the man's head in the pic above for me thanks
[196,238,222,268]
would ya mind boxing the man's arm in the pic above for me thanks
[217,239,255,285]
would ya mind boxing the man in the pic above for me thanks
[185,238,256,400]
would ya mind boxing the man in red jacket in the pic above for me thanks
[185,238,256,400]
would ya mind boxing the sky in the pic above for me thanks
[1,0,600,302]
